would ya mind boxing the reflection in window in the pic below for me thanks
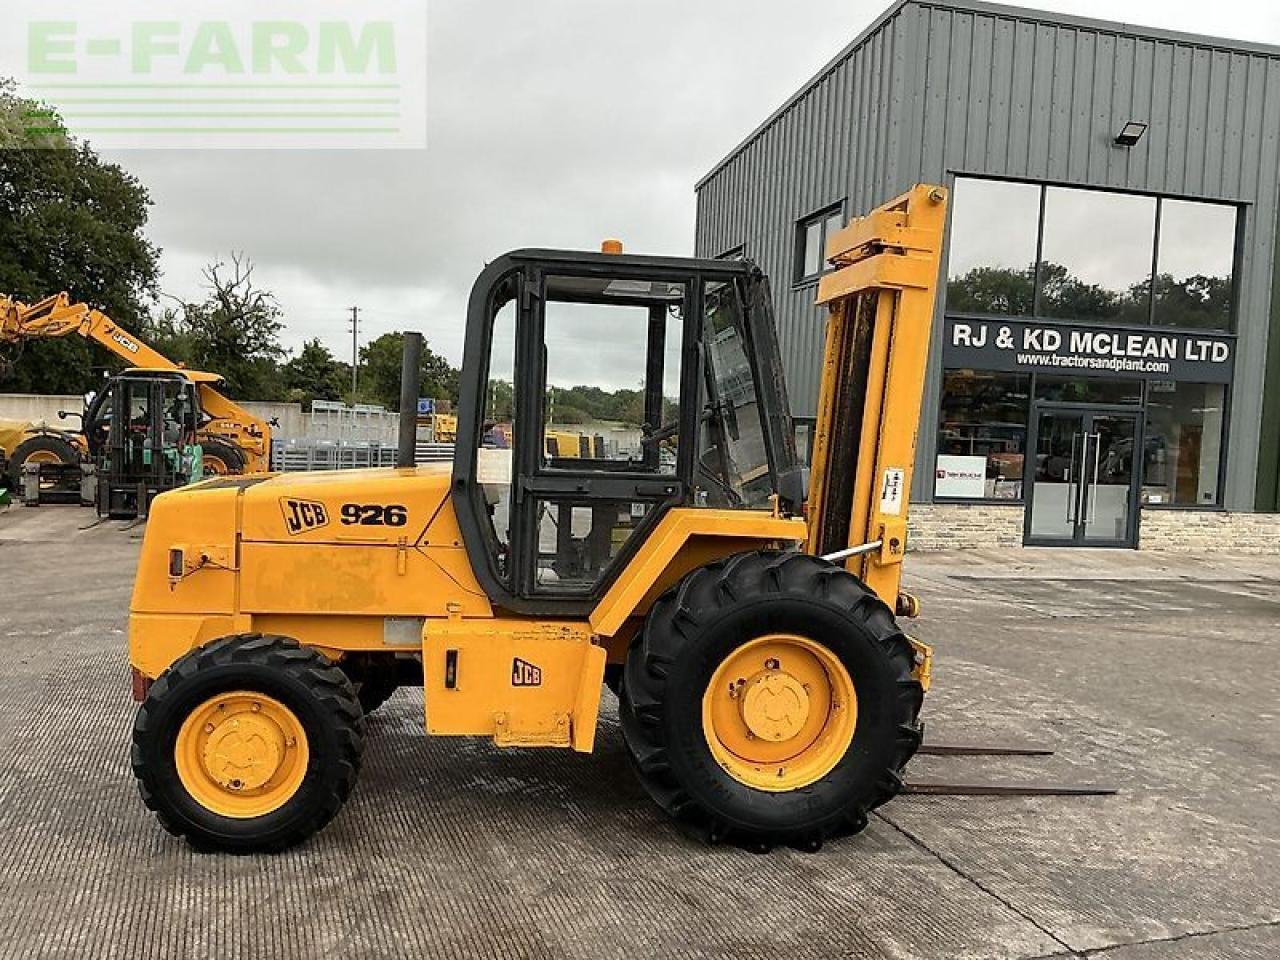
[1154,200,1236,330]
[1039,187,1156,324]
[946,179,1040,315]
[945,177,1239,336]
[796,205,844,282]
[700,280,773,507]
[936,370,1030,500]
[1142,381,1225,507]
[1034,375,1142,406]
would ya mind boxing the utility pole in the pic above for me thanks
[348,305,360,400]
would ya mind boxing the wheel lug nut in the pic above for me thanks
[765,659,780,671]
[204,723,215,734]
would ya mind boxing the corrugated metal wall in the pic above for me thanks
[695,0,1280,511]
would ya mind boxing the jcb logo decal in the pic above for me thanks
[110,331,140,354]
[281,498,329,535]
[511,658,542,687]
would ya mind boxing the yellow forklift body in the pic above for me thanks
[129,473,804,750]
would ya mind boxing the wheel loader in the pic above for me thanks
[128,186,946,852]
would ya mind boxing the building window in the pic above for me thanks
[1153,200,1236,330]
[1034,375,1142,407]
[946,177,1238,332]
[795,203,844,283]
[1039,187,1156,324]
[936,370,1030,500]
[946,179,1040,315]
[1142,381,1226,507]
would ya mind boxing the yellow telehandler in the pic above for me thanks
[0,293,273,484]
[128,186,946,852]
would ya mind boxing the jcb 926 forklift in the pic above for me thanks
[128,186,946,852]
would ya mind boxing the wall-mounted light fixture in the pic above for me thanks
[1114,121,1148,147]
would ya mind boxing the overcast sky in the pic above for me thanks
[82,0,1280,386]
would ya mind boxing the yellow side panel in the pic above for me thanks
[590,508,806,637]
[130,486,241,615]
[239,542,490,617]
[423,619,606,753]
[130,613,250,679]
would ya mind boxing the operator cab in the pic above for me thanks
[452,249,804,615]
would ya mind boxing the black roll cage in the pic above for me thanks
[451,248,801,617]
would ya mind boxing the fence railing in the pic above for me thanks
[270,440,456,473]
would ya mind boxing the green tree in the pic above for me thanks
[0,82,160,393]
[282,338,350,410]
[157,254,287,400]
[947,261,1154,325]
[946,264,1036,315]
[356,331,460,411]
[1149,272,1233,329]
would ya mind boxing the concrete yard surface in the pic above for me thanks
[0,504,1277,959]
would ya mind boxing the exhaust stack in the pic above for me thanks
[397,332,423,468]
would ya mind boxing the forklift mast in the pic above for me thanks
[804,185,948,610]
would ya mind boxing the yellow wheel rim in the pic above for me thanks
[175,691,309,818]
[702,634,857,792]
[202,455,229,477]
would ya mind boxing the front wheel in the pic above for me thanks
[131,634,365,853]
[619,551,923,851]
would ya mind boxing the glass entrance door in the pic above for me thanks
[1025,407,1140,547]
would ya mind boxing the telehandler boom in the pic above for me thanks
[127,186,946,852]
[0,292,272,478]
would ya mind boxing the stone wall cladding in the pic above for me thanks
[907,504,1025,551]
[909,503,1280,553]
[1138,509,1280,554]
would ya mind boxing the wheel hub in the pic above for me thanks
[740,671,811,742]
[175,691,308,818]
[702,634,857,792]
[202,714,286,791]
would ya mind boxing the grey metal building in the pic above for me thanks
[695,0,1280,547]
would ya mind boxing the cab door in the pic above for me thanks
[508,269,696,600]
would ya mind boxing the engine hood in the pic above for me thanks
[228,464,454,544]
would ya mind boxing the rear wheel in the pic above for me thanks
[619,550,923,851]
[8,433,80,486]
[131,634,365,853]
[200,438,246,477]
